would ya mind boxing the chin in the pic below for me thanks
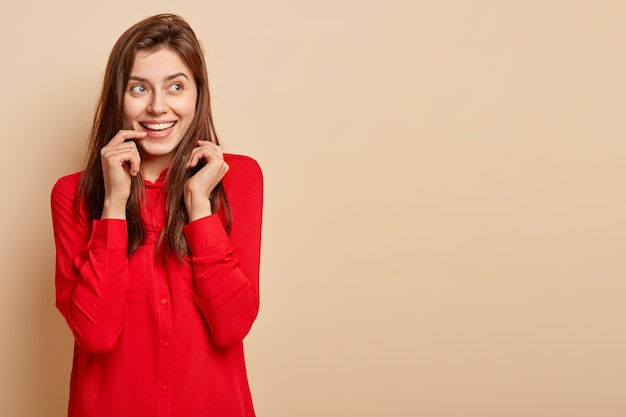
[140,143,179,158]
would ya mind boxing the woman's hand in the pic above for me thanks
[100,130,146,219]
[184,140,229,222]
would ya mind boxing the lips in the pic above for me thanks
[141,121,176,131]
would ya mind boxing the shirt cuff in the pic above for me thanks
[184,215,229,253]
[87,219,128,251]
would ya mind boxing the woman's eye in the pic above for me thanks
[169,83,183,92]
[130,85,147,93]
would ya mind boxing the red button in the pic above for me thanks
[162,384,168,392]
[162,341,169,348]
[161,298,168,305]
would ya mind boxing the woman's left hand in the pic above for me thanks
[184,140,229,222]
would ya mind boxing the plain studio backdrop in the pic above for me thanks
[0,1,624,416]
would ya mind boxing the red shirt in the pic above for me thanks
[51,154,263,417]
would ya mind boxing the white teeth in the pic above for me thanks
[142,122,175,131]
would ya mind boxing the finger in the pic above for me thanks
[102,145,141,175]
[195,159,229,188]
[197,140,223,156]
[127,149,141,176]
[108,130,148,147]
[186,145,220,168]
[101,141,140,155]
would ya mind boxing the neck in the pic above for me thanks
[140,155,172,183]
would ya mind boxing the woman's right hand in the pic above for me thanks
[100,130,146,219]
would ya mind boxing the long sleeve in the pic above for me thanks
[51,174,130,353]
[183,155,263,347]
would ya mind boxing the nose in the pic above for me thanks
[148,91,168,115]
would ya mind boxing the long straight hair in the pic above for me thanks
[77,14,230,257]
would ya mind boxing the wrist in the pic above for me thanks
[102,197,128,219]
[185,192,212,222]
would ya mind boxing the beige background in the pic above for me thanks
[1,1,625,416]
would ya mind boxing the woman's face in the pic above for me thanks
[123,47,198,169]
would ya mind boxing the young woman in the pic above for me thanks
[51,14,263,417]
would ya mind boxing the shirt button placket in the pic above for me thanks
[157,291,172,416]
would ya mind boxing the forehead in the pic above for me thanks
[130,47,193,79]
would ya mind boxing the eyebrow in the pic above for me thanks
[128,72,190,83]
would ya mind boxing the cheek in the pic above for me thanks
[177,102,197,124]
[183,92,198,119]
[122,97,143,122]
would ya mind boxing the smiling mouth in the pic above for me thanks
[141,122,176,131]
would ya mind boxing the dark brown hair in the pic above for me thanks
[77,13,230,257]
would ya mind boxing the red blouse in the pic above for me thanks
[51,154,263,417]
